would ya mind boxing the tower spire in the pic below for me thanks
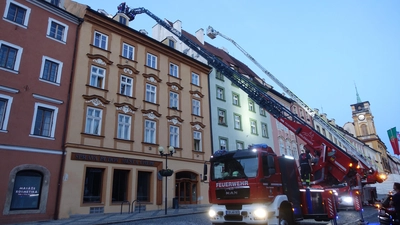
[354,82,362,103]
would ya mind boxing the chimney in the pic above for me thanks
[195,28,204,45]
[173,20,182,33]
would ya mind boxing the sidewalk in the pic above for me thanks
[13,204,211,225]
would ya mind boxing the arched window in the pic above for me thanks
[361,124,368,136]
[10,170,43,210]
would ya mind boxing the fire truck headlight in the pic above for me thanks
[343,196,353,204]
[254,208,267,218]
[208,209,217,217]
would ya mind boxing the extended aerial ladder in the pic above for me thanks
[116,3,361,188]
[206,26,385,185]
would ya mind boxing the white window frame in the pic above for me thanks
[146,53,157,69]
[192,99,200,116]
[120,75,133,96]
[218,109,226,125]
[169,125,179,148]
[0,94,13,131]
[117,114,131,140]
[39,56,63,85]
[232,93,239,106]
[169,63,178,77]
[236,141,244,150]
[261,123,268,137]
[93,31,108,50]
[169,91,179,109]
[90,65,105,89]
[250,120,257,134]
[194,131,202,152]
[0,40,23,72]
[3,0,31,28]
[46,18,68,43]
[234,114,241,130]
[219,138,227,150]
[249,100,255,112]
[144,120,156,144]
[217,87,224,100]
[191,72,199,86]
[122,43,134,60]
[145,83,156,103]
[30,102,58,139]
[85,107,102,135]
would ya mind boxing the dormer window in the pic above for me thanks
[119,16,126,25]
[168,39,175,48]
[50,0,60,7]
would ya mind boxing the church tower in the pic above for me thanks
[350,85,390,173]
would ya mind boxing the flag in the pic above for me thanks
[397,131,400,140]
[387,127,400,155]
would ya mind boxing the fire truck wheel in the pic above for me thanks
[278,204,295,225]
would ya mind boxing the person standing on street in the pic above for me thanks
[390,182,400,221]
[299,148,313,186]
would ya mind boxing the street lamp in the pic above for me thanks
[158,145,175,215]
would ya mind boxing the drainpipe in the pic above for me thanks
[54,17,83,220]
[207,67,214,155]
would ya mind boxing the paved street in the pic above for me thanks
[11,204,380,225]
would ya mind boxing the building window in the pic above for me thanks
[145,83,156,103]
[50,0,60,6]
[144,120,156,144]
[31,103,58,138]
[191,72,199,86]
[316,125,320,133]
[112,169,129,202]
[219,138,228,150]
[361,124,368,136]
[146,53,157,69]
[216,70,224,81]
[279,138,285,155]
[261,123,269,138]
[85,107,102,135]
[90,66,105,89]
[169,92,179,109]
[83,168,104,203]
[40,56,63,84]
[248,100,255,112]
[232,93,240,106]
[250,119,258,135]
[236,141,244,150]
[137,171,151,202]
[216,86,225,100]
[218,109,226,125]
[0,41,23,71]
[122,43,134,60]
[10,170,42,210]
[234,114,241,130]
[260,107,266,116]
[4,1,31,27]
[322,128,326,136]
[119,16,127,25]
[168,39,175,48]
[169,125,179,148]
[192,99,200,116]
[117,114,131,140]
[93,31,108,50]
[169,63,178,77]
[47,18,68,42]
[194,131,202,152]
[0,95,13,131]
[120,75,133,96]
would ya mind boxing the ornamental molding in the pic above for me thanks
[166,116,184,125]
[190,121,206,130]
[117,64,140,75]
[82,95,110,107]
[189,90,204,98]
[114,103,137,114]
[86,53,113,65]
[141,109,161,119]
[142,73,162,83]
[166,82,183,90]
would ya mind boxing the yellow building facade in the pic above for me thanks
[59,5,212,218]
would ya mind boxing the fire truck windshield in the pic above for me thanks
[211,155,258,180]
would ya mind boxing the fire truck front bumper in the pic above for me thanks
[208,204,273,224]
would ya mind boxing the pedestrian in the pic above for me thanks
[390,182,400,220]
[299,148,313,186]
